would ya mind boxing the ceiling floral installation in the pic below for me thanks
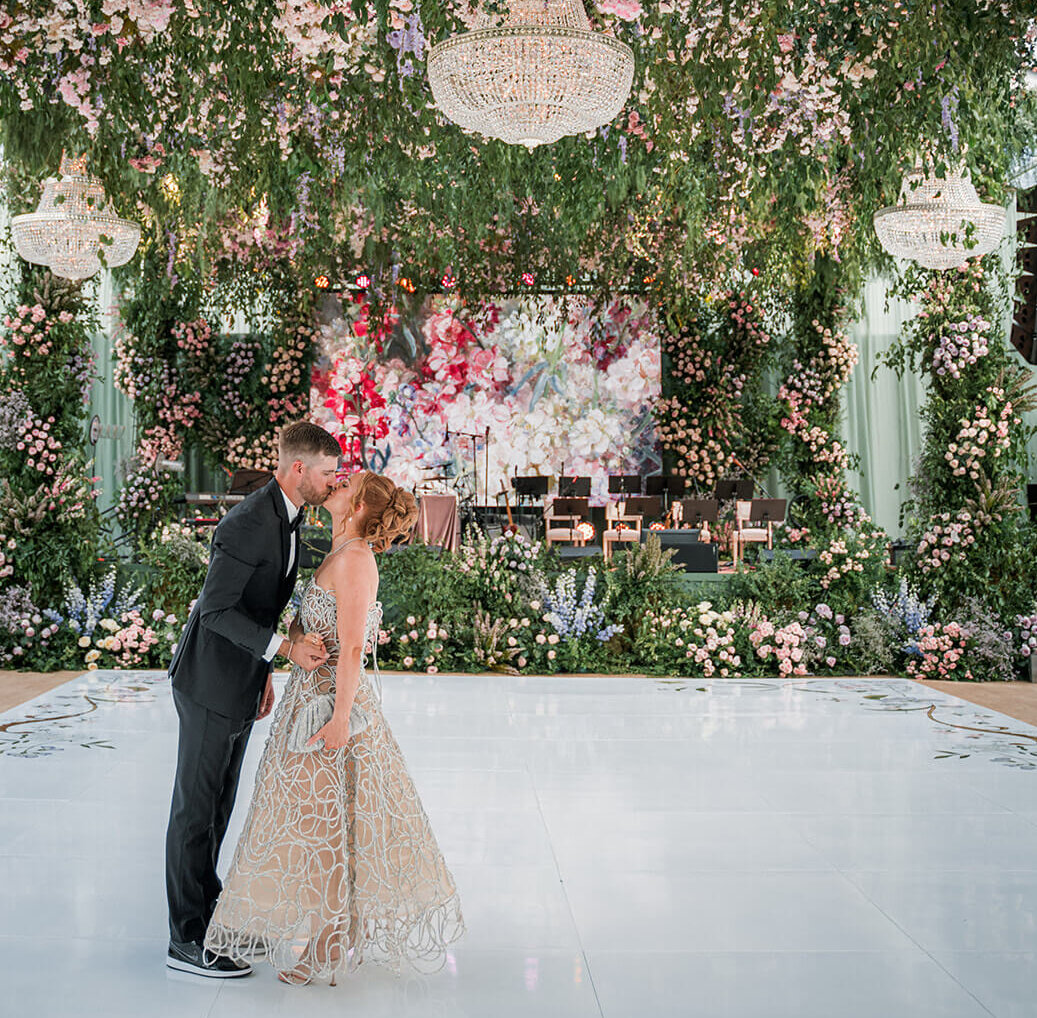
[0,2,1032,298]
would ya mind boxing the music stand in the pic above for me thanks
[622,496,662,519]
[748,498,787,524]
[559,476,591,497]
[646,476,686,498]
[229,469,273,494]
[551,497,591,518]
[714,478,754,501]
[679,499,720,526]
[608,475,642,495]
[512,475,549,500]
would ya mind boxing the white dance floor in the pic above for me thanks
[1,670,1036,1017]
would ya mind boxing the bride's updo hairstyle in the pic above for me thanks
[350,472,418,552]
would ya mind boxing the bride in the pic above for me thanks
[204,470,465,984]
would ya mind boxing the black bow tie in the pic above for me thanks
[287,512,304,534]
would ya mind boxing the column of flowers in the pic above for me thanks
[884,258,1037,679]
[774,257,887,606]
[0,271,103,665]
[653,289,777,490]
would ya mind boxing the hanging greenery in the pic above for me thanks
[0,2,1032,299]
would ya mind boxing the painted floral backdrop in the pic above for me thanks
[311,296,662,502]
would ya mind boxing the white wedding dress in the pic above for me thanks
[204,578,465,979]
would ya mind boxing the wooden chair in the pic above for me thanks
[732,498,787,567]
[602,501,643,561]
[544,497,590,549]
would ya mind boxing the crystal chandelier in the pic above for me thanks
[11,154,141,281]
[427,0,634,149]
[873,166,1006,270]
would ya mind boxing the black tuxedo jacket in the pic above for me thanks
[168,479,299,720]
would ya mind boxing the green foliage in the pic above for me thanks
[605,535,684,624]
[728,553,819,613]
[137,521,210,616]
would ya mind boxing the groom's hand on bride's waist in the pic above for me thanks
[279,636,328,671]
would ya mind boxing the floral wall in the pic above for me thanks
[312,295,662,502]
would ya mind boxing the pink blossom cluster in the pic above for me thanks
[656,603,743,677]
[748,618,808,676]
[945,392,1013,481]
[393,614,449,673]
[14,412,62,476]
[932,316,990,379]
[817,530,884,588]
[1,304,54,372]
[597,0,645,22]
[653,401,737,486]
[916,510,978,573]
[227,433,278,471]
[0,533,14,580]
[1015,612,1037,658]
[813,474,869,528]
[906,622,974,680]
[171,318,213,359]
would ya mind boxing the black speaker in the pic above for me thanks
[643,530,718,572]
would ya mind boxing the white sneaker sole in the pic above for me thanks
[166,955,252,978]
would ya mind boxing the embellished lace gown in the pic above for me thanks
[204,580,465,978]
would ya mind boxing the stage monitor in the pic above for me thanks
[714,478,754,501]
[679,498,720,524]
[646,475,686,497]
[551,497,590,517]
[608,474,642,495]
[512,475,549,497]
[747,498,787,523]
[623,496,662,519]
[559,475,591,497]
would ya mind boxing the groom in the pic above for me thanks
[165,421,340,978]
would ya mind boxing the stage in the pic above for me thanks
[1,669,1035,1016]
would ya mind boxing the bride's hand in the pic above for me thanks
[307,711,353,752]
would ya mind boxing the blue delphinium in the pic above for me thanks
[44,568,139,638]
[873,579,935,654]
[539,567,618,644]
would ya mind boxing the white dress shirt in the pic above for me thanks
[262,487,302,662]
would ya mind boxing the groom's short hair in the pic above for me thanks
[278,421,341,464]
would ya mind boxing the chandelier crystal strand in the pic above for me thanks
[873,167,1006,270]
[428,0,634,149]
[11,154,141,281]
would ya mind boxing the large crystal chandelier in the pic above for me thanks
[873,166,1006,270]
[11,154,140,281]
[427,0,634,149]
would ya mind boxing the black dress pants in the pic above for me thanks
[166,689,254,945]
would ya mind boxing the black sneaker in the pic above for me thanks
[166,940,252,978]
